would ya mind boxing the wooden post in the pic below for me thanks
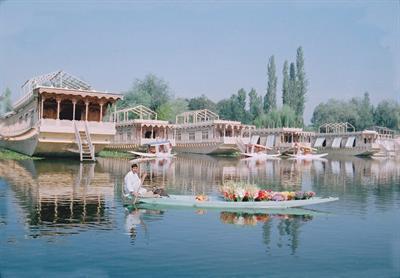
[41,96,45,119]
[85,101,89,121]
[56,98,61,120]
[99,102,104,122]
[72,100,77,121]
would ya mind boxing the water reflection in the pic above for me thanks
[0,159,115,237]
[124,206,164,244]
[1,154,399,244]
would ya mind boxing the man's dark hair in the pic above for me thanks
[131,163,138,168]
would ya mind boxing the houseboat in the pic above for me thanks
[311,122,381,156]
[173,109,255,155]
[0,71,122,161]
[108,105,175,151]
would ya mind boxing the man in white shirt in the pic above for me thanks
[124,163,158,199]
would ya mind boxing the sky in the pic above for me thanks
[0,0,399,123]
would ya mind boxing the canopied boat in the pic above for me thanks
[0,71,122,160]
[287,144,328,160]
[240,135,281,159]
[129,140,175,158]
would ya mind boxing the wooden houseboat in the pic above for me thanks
[108,105,175,151]
[311,123,381,156]
[173,109,255,155]
[0,71,122,161]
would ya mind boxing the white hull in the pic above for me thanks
[135,195,339,209]
[1,120,114,157]
[241,153,281,159]
[174,142,239,155]
[288,153,328,160]
[129,151,175,158]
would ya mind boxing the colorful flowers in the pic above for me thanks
[220,182,316,202]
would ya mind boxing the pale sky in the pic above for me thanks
[0,0,399,122]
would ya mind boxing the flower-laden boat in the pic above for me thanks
[135,183,338,210]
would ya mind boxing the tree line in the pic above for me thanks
[311,93,400,131]
[119,47,308,128]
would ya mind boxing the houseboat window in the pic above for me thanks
[145,131,152,139]
[364,138,367,144]
[189,132,195,141]
[202,130,209,140]
[127,131,132,141]
[88,103,100,122]
[60,99,73,120]
[43,98,57,119]
[225,130,232,137]
[176,131,181,141]
[74,100,85,121]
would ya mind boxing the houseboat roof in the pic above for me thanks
[12,70,122,110]
[36,87,122,100]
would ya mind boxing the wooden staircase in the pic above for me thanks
[74,122,95,162]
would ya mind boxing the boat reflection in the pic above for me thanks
[0,159,115,237]
[124,206,164,244]
[219,211,313,227]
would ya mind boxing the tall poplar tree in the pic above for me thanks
[295,46,308,124]
[249,88,262,121]
[288,62,296,110]
[264,55,277,113]
[282,60,289,106]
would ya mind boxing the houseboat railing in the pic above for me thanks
[84,121,95,159]
[74,121,83,161]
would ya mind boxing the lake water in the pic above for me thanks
[0,154,399,277]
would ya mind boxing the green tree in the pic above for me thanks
[0,88,12,115]
[248,88,262,121]
[217,98,233,120]
[188,94,217,112]
[157,98,188,122]
[254,105,297,128]
[374,100,400,130]
[119,74,172,111]
[352,92,374,130]
[295,46,307,124]
[282,60,290,106]
[264,55,277,113]
[288,62,296,110]
[236,88,247,121]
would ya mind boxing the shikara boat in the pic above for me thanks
[133,195,338,210]
[129,141,175,158]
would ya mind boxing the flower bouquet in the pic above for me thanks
[220,182,316,202]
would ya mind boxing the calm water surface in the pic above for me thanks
[0,154,399,277]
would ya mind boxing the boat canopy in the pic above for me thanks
[345,136,356,148]
[331,137,342,148]
[314,137,326,148]
[266,135,275,148]
[249,135,260,145]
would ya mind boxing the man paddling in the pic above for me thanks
[124,163,158,199]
